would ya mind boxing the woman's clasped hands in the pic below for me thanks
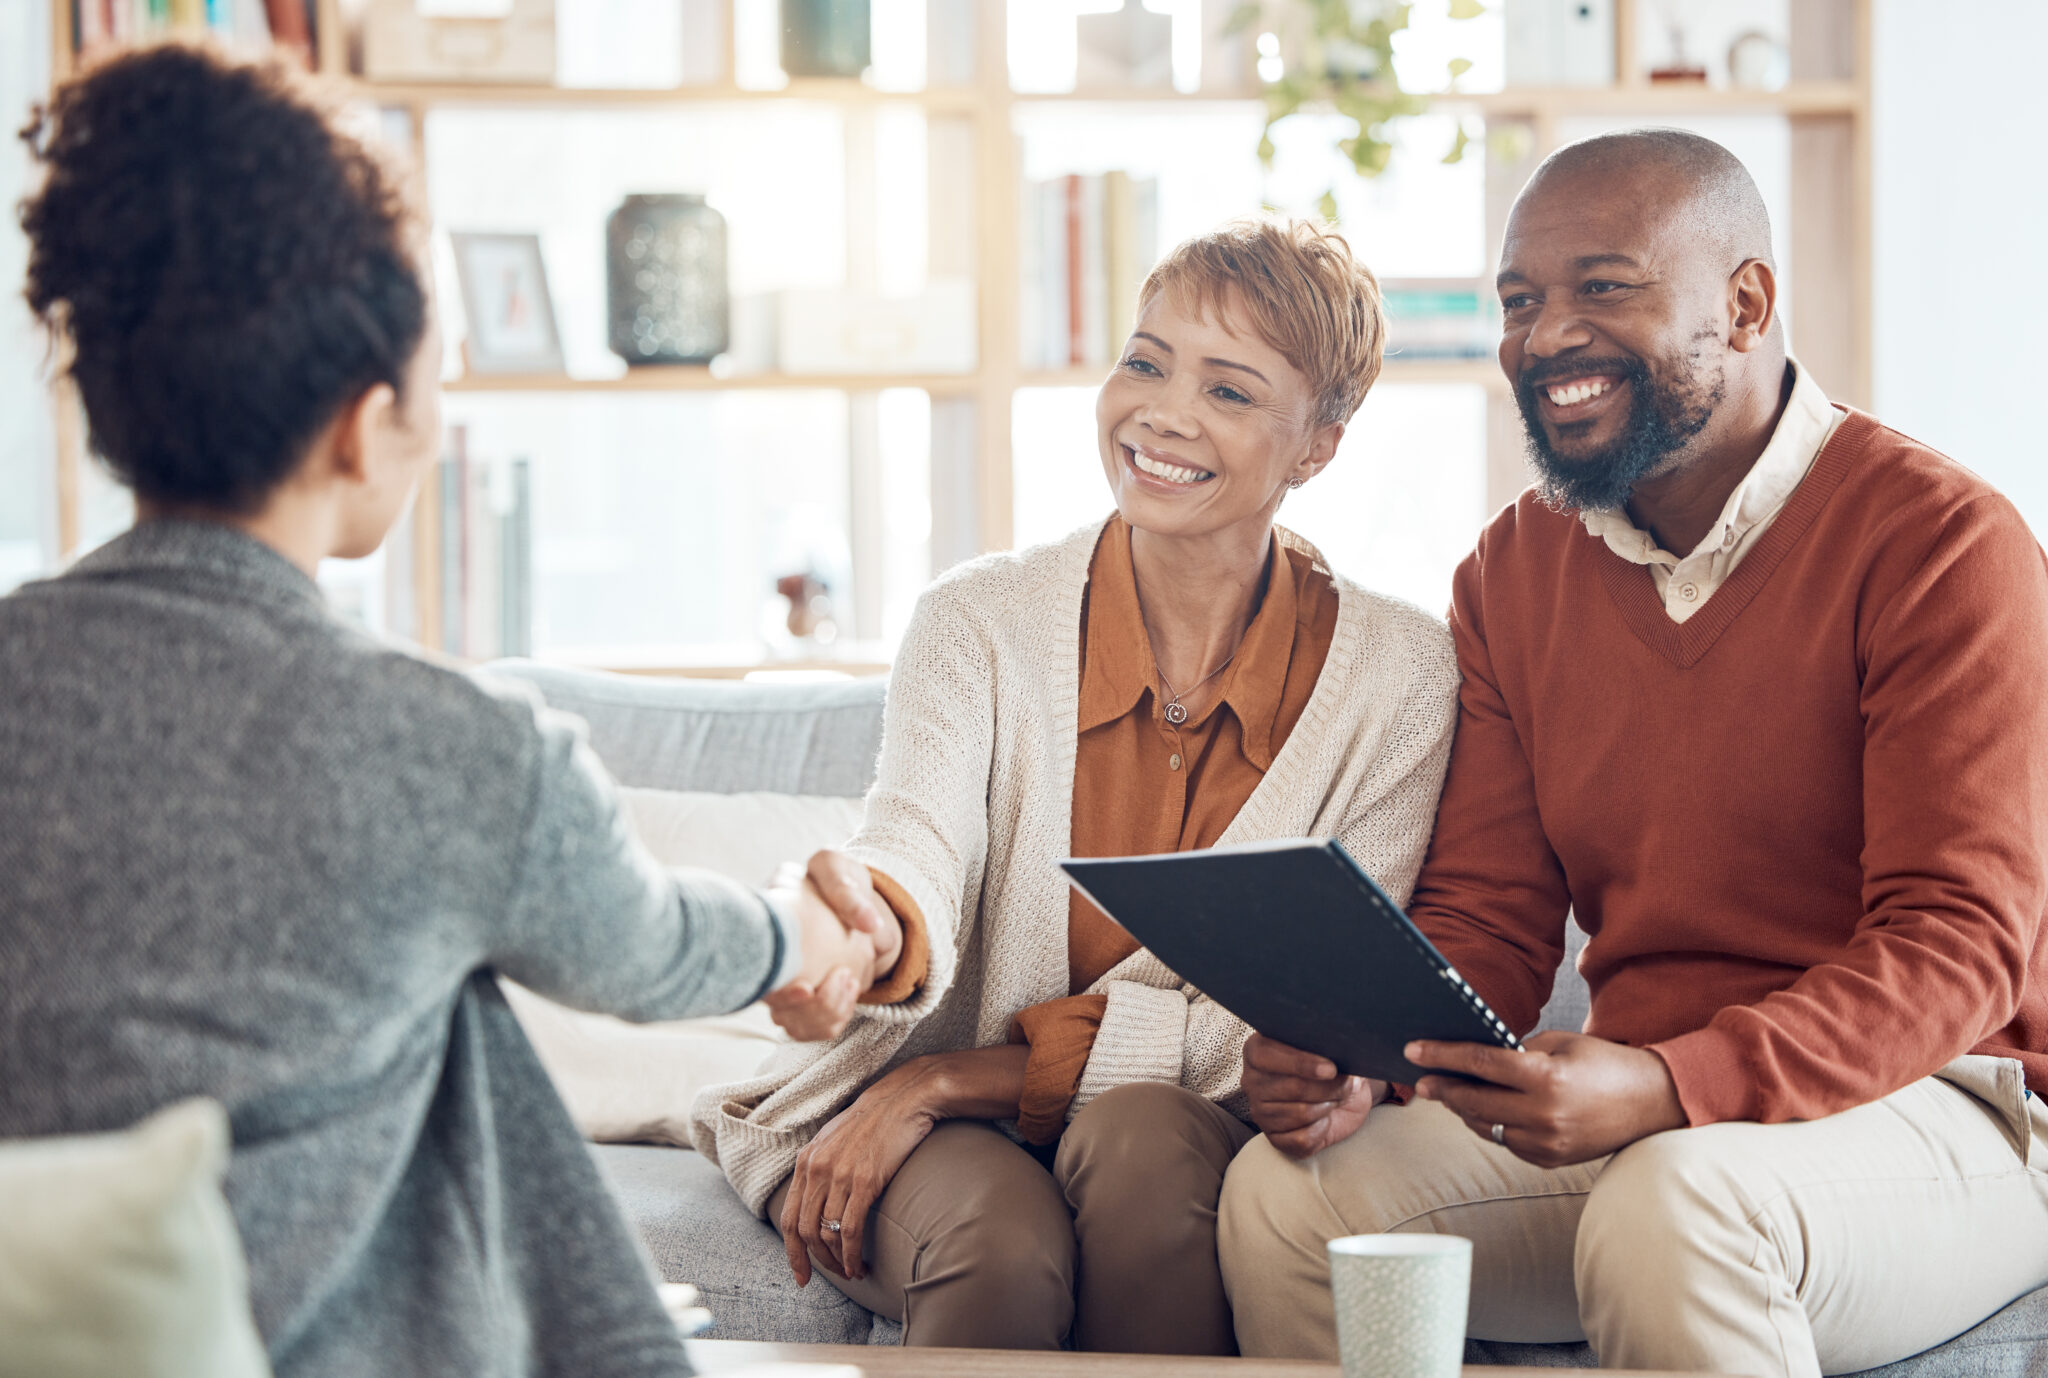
[760,850,904,1042]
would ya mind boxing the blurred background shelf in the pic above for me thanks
[445,370,981,394]
[25,0,1878,675]
[1450,80,1861,117]
[359,80,987,111]
[1019,82,1858,116]
[1021,359,1506,392]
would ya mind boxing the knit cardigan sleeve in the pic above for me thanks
[834,583,1001,1026]
[1067,608,1460,1121]
[688,578,1004,1211]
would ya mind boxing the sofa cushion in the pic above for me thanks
[484,661,887,798]
[1844,1292,2048,1378]
[0,1098,272,1378]
[1463,1284,2048,1376]
[1534,920,1592,1035]
[592,1143,878,1345]
[616,787,865,886]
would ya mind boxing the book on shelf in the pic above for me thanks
[1380,279,1495,360]
[70,0,319,67]
[1020,170,1161,374]
[384,426,534,661]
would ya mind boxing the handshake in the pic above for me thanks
[760,850,906,1042]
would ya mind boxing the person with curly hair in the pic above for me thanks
[2,43,901,1377]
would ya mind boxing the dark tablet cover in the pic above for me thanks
[1061,837,1521,1084]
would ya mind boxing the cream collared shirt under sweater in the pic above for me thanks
[689,518,1461,1214]
[1578,359,1844,623]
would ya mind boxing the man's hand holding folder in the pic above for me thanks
[1405,1032,1689,1167]
[1244,1027,1688,1167]
[1241,1033,1389,1160]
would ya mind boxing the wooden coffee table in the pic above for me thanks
[685,1341,1323,1374]
[685,1339,1639,1376]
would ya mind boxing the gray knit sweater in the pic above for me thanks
[0,520,799,1377]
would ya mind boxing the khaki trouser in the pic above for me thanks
[768,1081,1256,1351]
[1217,1057,2048,1377]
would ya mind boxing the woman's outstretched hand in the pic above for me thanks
[761,850,904,1042]
[779,1065,939,1286]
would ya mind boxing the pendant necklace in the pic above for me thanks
[1156,653,1238,726]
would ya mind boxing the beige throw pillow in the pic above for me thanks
[507,788,865,1146]
[0,1098,271,1378]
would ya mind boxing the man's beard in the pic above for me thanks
[1515,354,1722,512]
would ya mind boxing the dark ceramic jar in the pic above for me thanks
[605,193,729,366]
[779,0,870,78]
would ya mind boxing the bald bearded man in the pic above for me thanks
[1216,130,2048,1376]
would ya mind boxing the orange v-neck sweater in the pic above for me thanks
[1410,410,2048,1125]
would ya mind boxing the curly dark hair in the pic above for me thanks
[20,44,427,513]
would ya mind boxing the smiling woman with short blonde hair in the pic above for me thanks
[1141,217,1387,427]
[693,216,1460,1355]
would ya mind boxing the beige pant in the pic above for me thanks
[769,1081,1255,1351]
[1219,1058,2048,1377]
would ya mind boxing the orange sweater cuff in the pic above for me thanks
[1007,994,1111,1144]
[859,867,930,1006]
[1648,1026,1749,1126]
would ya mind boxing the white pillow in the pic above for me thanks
[613,788,866,893]
[0,1098,271,1378]
[507,789,866,1146]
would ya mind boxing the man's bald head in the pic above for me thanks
[1522,128,1775,274]
[1496,130,1789,513]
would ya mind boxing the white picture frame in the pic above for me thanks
[450,232,565,376]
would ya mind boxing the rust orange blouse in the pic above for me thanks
[1006,516,1338,1142]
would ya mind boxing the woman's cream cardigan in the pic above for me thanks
[690,517,1461,1213]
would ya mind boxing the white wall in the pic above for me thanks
[1872,0,2048,533]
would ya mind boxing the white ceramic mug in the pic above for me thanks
[1327,1233,1473,1378]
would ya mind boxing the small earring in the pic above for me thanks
[1287,477,1307,490]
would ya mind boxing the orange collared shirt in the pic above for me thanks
[1009,516,1339,1141]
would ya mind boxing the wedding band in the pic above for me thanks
[820,1219,843,1233]
[1490,1123,1507,1146]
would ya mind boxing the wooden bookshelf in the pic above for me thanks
[443,370,982,395]
[360,79,985,111]
[38,0,1874,672]
[1017,80,1862,117]
[1021,359,1508,392]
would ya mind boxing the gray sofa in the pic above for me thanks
[494,661,2048,1373]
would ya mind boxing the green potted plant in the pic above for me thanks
[1227,0,1489,212]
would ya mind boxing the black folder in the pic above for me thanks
[1060,837,1521,1084]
